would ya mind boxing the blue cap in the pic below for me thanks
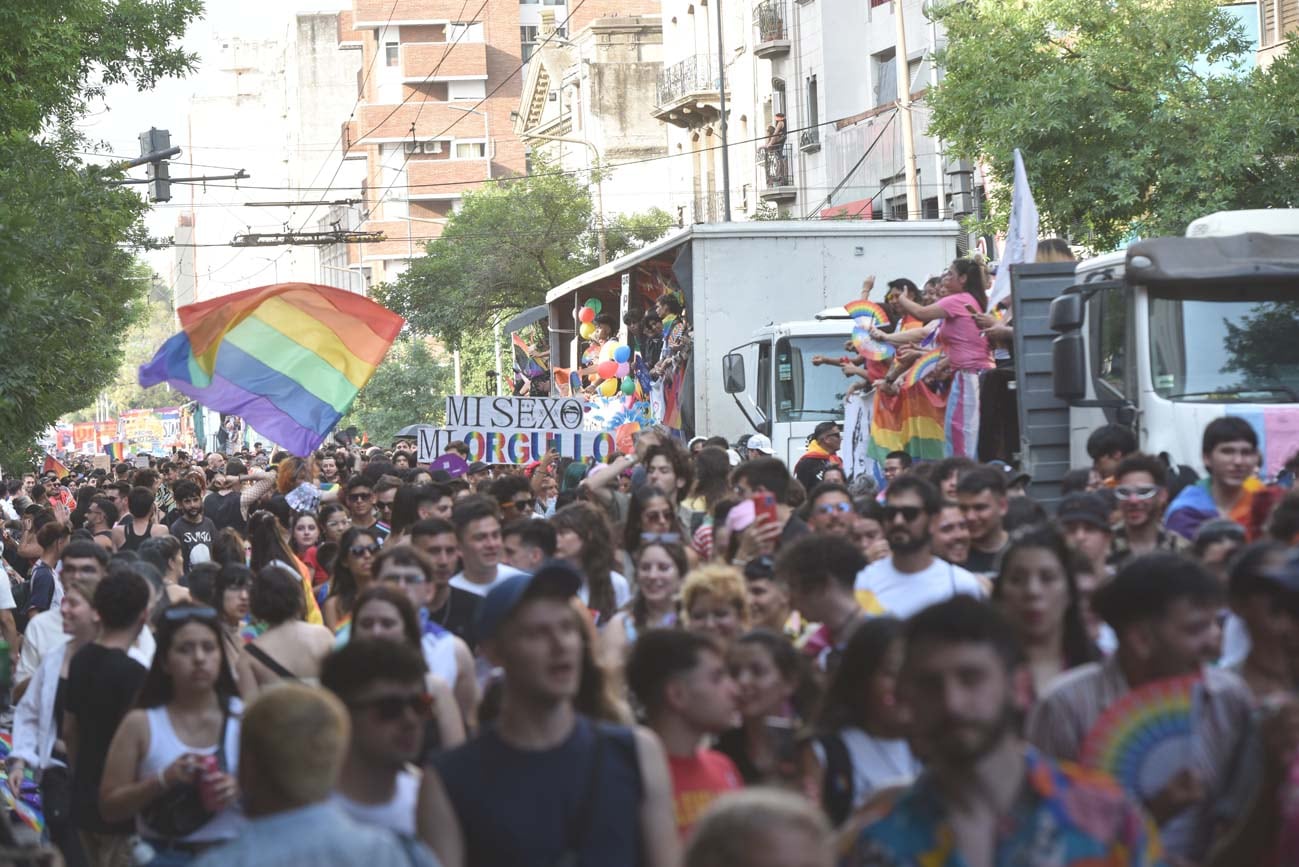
[474,560,583,643]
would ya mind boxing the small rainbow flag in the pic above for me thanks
[103,442,126,462]
[42,454,69,479]
[902,349,945,389]
[139,283,404,456]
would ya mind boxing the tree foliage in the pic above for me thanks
[340,336,453,443]
[378,158,675,356]
[927,0,1299,249]
[0,0,200,466]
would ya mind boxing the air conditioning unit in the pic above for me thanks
[421,141,443,154]
[403,142,419,155]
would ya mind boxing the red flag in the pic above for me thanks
[42,455,69,479]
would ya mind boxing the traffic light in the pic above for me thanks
[139,128,174,203]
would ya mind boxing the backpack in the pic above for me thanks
[816,732,855,826]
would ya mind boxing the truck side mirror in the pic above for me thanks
[1052,332,1087,401]
[1048,293,1084,333]
[723,353,746,394]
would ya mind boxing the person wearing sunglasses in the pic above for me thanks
[323,637,454,836]
[100,604,245,863]
[854,476,984,620]
[343,477,388,543]
[1108,453,1192,570]
[324,527,383,633]
[805,483,855,538]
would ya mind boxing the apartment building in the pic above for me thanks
[337,0,656,285]
[1257,0,1295,65]
[515,10,671,225]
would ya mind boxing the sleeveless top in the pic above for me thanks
[136,703,247,842]
[331,769,420,836]
[420,621,459,685]
[120,519,153,553]
[433,716,643,867]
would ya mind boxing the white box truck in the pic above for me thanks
[543,220,961,464]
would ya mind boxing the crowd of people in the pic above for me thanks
[1,401,1298,866]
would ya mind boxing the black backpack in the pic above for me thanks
[816,733,855,826]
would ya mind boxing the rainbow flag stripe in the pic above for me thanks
[139,283,404,456]
[103,442,126,462]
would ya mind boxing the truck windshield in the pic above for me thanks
[775,336,848,422]
[1149,289,1299,403]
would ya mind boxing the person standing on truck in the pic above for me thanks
[1166,417,1271,542]
[793,422,844,492]
[884,258,993,460]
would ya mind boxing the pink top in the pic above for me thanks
[935,292,993,371]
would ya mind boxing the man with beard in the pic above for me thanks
[806,482,855,538]
[855,477,983,619]
[846,597,1163,867]
[418,562,679,867]
[1027,552,1253,862]
[1108,454,1191,569]
[930,500,971,567]
[167,479,217,569]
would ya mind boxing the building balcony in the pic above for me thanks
[652,56,727,128]
[753,1,791,59]
[407,157,492,189]
[680,192,728,224]
[353,0,471,27]
[798,127,821,153]
[337,10,363,48]
[759,144,796,202]
[402,42,488,82]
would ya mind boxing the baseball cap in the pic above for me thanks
[987,460,1031,488]
[746,434,775,455]
[1056,492,1111,531]
[475,560,582,643]
[468,461,490,475]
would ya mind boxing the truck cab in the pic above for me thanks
[723,310,854,466]
[1047,230,1299,479]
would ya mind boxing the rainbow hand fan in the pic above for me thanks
[901,349,945,388]
[852,325,895,362]
[845,301,894,362]
[1079,673,1202,801]
[845,299,889,326]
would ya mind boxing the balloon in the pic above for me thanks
[599,378,619,397]
[578,306,595,324]
[579,322,596,339]
[616,362,629,377]
[621,376,636,395]
[598,360,619,379]
[614,345,631,363]
[585,298,603,314]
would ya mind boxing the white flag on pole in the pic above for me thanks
[987,148,1039,311]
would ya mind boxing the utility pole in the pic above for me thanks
[894,1,922,220]
[716,0,732,222]
[137,128,179,203]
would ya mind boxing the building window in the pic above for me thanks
[448,21,484,42]
[384,42,399,66]
[448,80,487,100]
[771,77,786,119]
[873,49,896,107]
[806,74,818,129]
[521,24,566,60]
[455,142,487,159]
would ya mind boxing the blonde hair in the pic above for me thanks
[681,564,750,627]
[240,684,349,806]
[685,788,831,867]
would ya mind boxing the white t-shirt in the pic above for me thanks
[810,727,921,810]
[331,769,420,836]
[577,570,632,610]
[448,564,524,598]
[855,556,984,619]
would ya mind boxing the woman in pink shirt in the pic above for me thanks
[892,257,993,458]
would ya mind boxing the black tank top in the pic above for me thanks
[433,715,643,867]
[119,519,152,553]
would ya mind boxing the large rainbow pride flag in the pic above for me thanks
[139,283,404,456]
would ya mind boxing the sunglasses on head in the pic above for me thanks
[350,542,381,557]
[1115,485,1159,501]
[882,505,924,523]
[350,693,433,722]
[163,605,219,622]
[815,502,853,515]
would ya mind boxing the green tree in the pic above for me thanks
[378,158,674,362]
[340,336,453,443]
[0,0,201,467]
[926,0,1299,249]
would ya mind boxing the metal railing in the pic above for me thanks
[754,0,789,43]
[683,192,728,224]
[760,143,794,189]
[657,55,722,106]
[799,128,820,150]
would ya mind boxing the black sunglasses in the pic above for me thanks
[350,542,381,557]
[350,693,433,721]
[348,492,373,501]
[882,505,924,523]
